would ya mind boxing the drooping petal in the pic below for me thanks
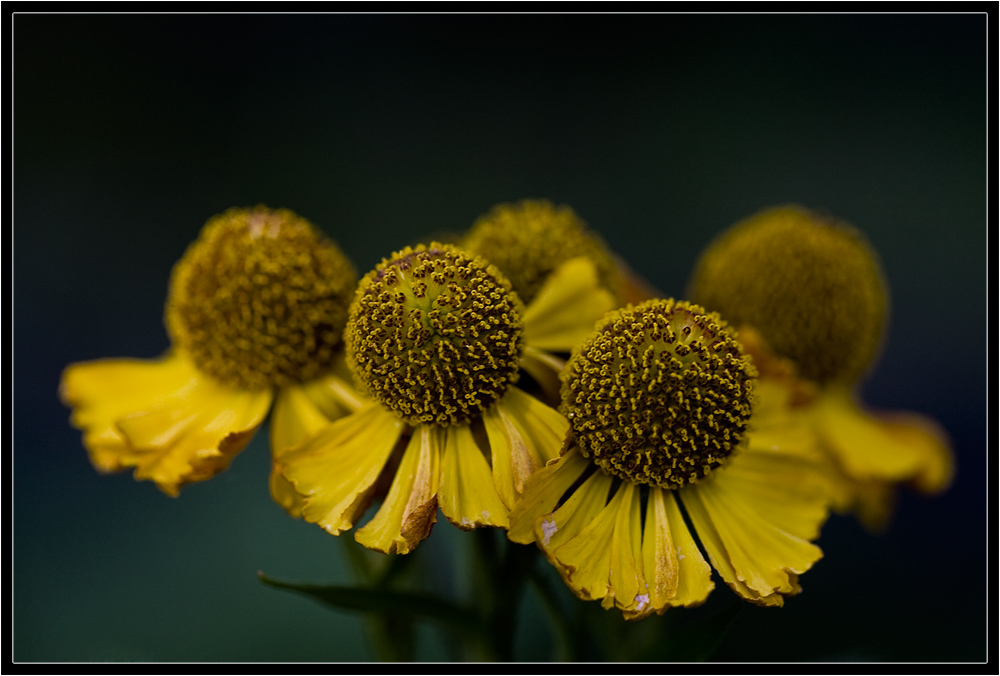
[508,447,591,544]
[721,446,833,541]
[681,467,823,606]
[537,465,614,582]
[661,488,715,608]
[847,477,897,532]
[636,486,678,615]
[871,410,954,494]
[437,423,509,530]
[355,424,442,555]
[519,345,566,406]
[546,478,626,603]
[60,354,273,496]
[634,487,714,618]
[747,378,857,519]
[280,404,404,536]
[483,386,570,509]
[269,369,365,517]
[678,483,784,608]
[812,387,947,483]
[605,482,645,615]
[521,257,617,353]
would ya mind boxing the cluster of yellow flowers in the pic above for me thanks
[60,200,953,620]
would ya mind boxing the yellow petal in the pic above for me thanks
[438,423,509,530]
[637,487,680,615]
[547,479,625,603]
[508,447,591,544]
[747,379,857,515]
[810,388,953,529]
[634,487,714,616]
[521,257,617,353]
[847,478,897,532]
[661,488,715,608]
[813,387,938,482]
[269,372,365,517]
[606,482,645,616]
[355,424,441,554]
[61,354,198,469]
[538,465,613,581]
[518,346,566,407]
[721,446,833,541]
[483,387,569,509]
[678,483,784,607]
[681,470,823,605]
[872,410,954,494]
[60,354,272,496]
[280,404,404,536]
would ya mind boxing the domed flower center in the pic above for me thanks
[561,299,756,489]
[463,199,621,304]
[165,206,357,391]
[688,205,887,385]
[346,243,524,426]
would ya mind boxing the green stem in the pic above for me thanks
[472,530,536,662]
[335,536,419,661]
[526,564,576,661]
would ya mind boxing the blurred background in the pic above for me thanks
[14,13,985,662]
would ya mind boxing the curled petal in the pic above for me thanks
[60,354,272,496]
[483,387,569,509]
[681,470,823,606]
[871,410,954,494]
[269,367,365,517]
[508,447,591,544]
[280,404,404,536]
[546,478,626,604]
[811,387,955,527]
[813,388,937,481]
[355,424,441,554]
[535,466,613,585]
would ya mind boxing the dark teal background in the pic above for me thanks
[15,13,986,662]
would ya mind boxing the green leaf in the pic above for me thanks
[258,571,486,640]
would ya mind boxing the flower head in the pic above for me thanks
[461,199,655,404]
[278,243,570,554]
[61,206,363,499]
[346,243,524,425]
[166,206,355,390]
[463,199,622,305]
[561,299,754,489]
[510,299,835,619]
[688,205,886,385]
[687,205,953,528]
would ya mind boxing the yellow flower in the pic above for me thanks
[687,205,954,528]
[60,206,363,507]
[277,243,573,555]
[509,299,836,619]
[462,199,658,400]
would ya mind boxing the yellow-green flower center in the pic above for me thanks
[462,199,621,304]
[346,243,524,426]
[561,299,755,489]
[688,205,887,385]
[165,206,357,391]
